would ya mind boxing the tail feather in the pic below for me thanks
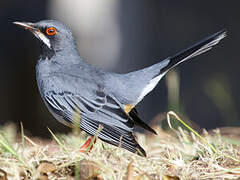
[129,108,157,135]
[161,29,227,73]
[135,29,226,104]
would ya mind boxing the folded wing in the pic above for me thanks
[44,90,146,156]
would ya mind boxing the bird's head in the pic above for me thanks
[14,20,77,59]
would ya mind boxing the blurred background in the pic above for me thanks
[1,0,239,137]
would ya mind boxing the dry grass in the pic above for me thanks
[1,113,240,180]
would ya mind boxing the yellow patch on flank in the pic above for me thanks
[124,104,135,114]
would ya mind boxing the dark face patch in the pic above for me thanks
[34,25,60,59]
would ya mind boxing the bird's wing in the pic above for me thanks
[44,90,146,156]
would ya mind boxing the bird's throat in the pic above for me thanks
[39,41,56,60]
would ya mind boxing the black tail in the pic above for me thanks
[129,108,157,135]
[161,29,227,73]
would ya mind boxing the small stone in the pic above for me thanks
[37,161,56,174]
[77,159,101,180]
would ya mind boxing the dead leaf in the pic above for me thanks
[37,161,56,174]
[126,161,134,180]
[77,159,101,180]
[19,170,28,180]
[0,169,7,180]
[162,175,180,180]
[37,175,49,180]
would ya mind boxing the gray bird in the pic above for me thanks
[14,20,226,156]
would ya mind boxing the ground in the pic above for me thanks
[0,112,240,180]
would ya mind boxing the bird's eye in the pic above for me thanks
[46,27,57,36]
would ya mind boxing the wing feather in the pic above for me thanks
[44,91,146,156]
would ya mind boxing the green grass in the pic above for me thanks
[0,114,240,179]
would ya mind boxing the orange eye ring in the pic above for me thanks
[46,27,57,36]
